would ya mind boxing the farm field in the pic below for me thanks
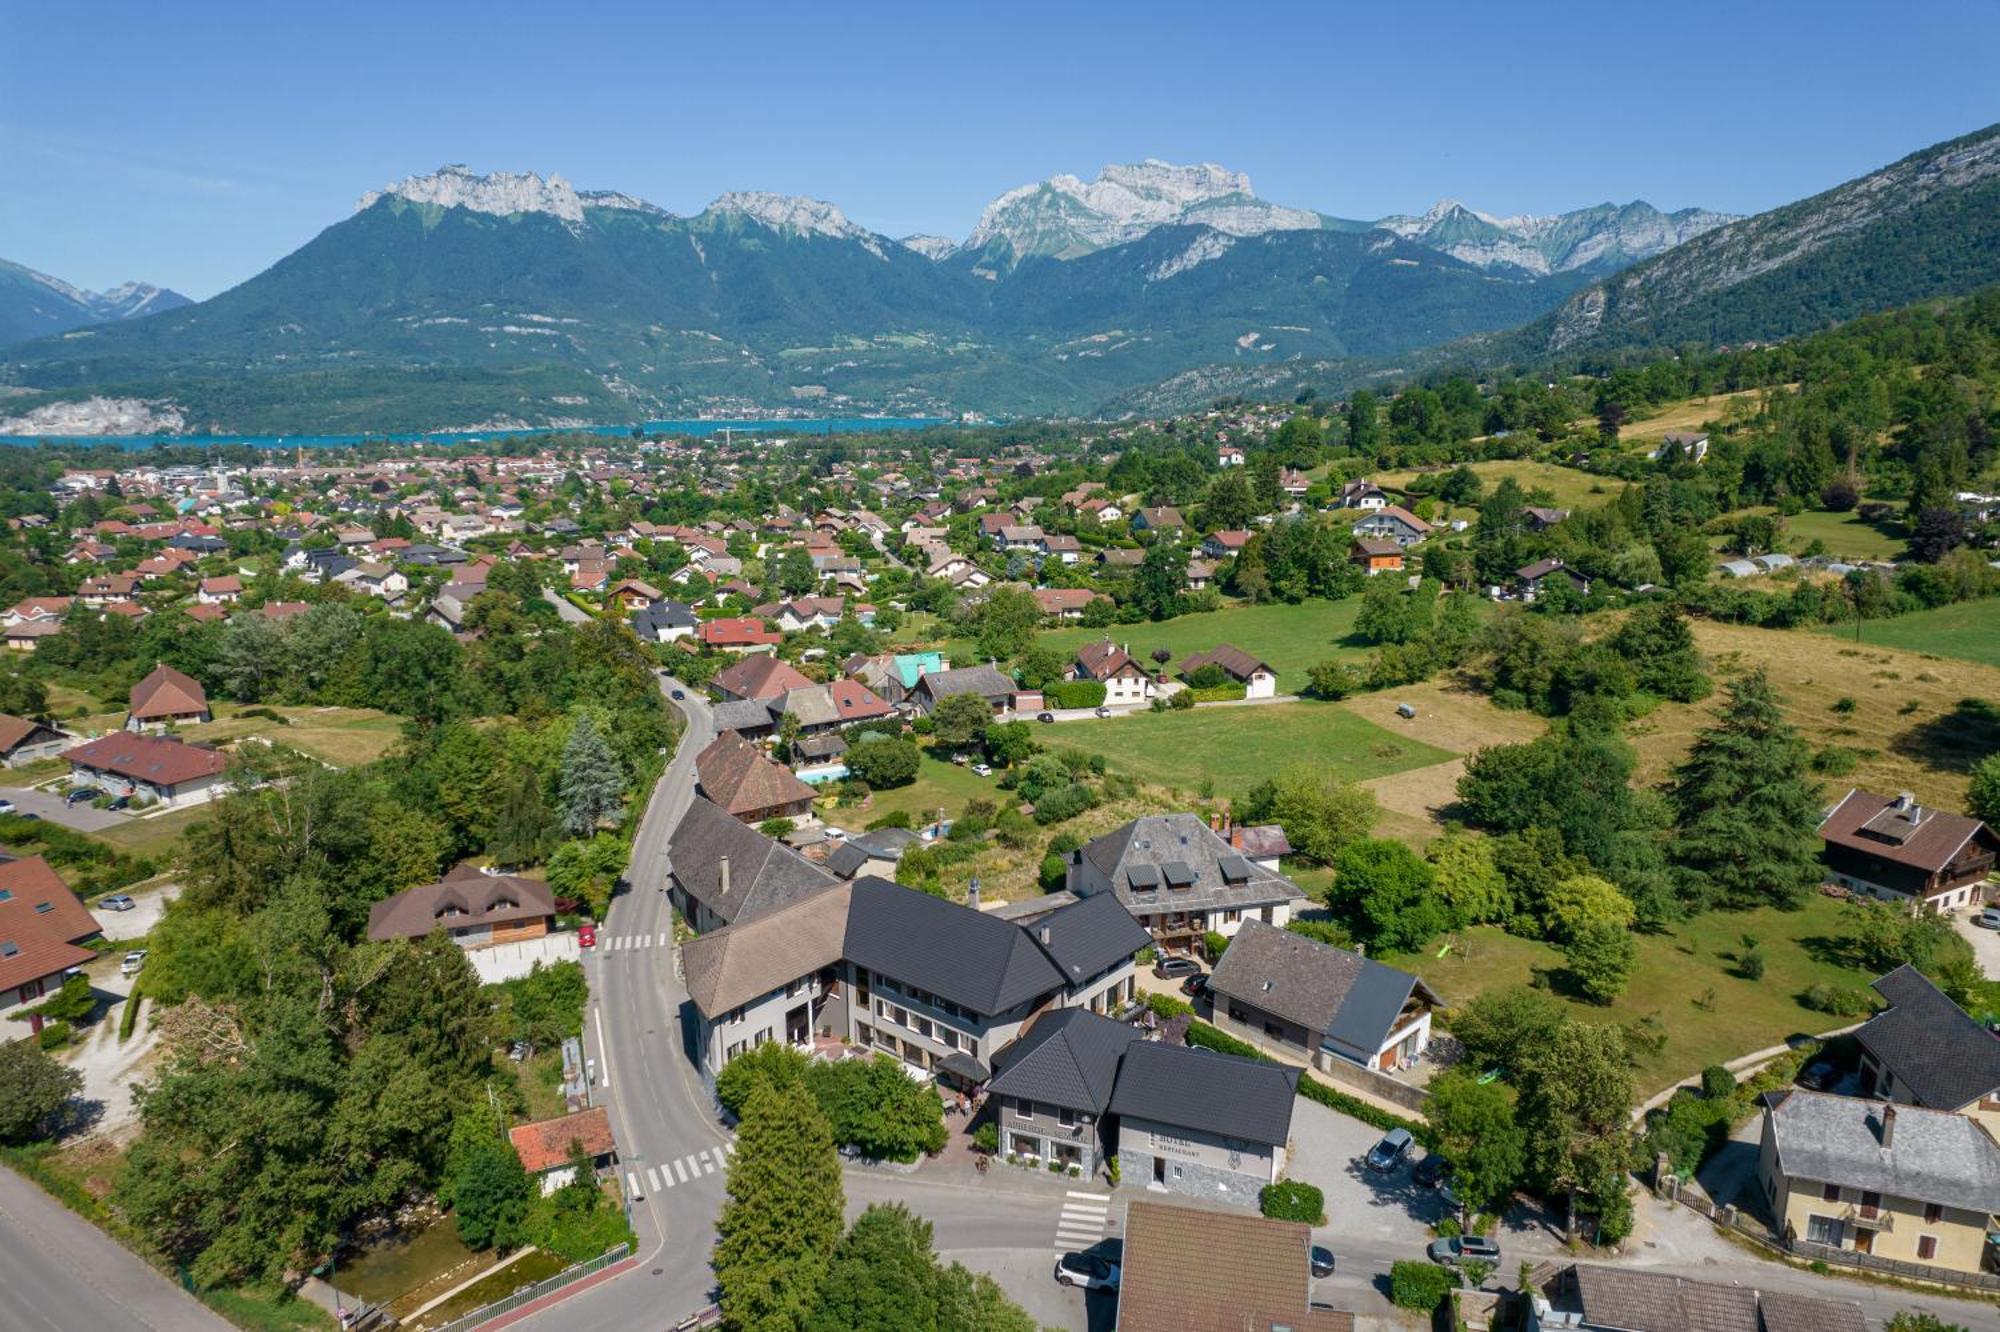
[845,751,998,828]
[1627,619,2000,812]
[1041,701,1454,799]
[1382,892,1879,1091]
[1777,508,1906,561]
[1815,596,2000,669]
[179,705,405,768]
[1616,385,1784,445]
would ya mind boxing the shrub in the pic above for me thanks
[119,986,143,1041]
[1802,982,1875,1016]
[1038,854,1067,891]
[866,809,914,831]
[1699,1065,1736,1099]
[1186,663,1229,689]
[1044,680,1107,710]
[847,737,921,788]
[35,1021,72,1050]
[757,817,796,839]
[1811,745,1859,775]
[1145,992,1195,1019]
[971,1122,998,1154]
[1259,1180,1324,1223]
[1032,783,1094,825]
[1168,688,1196,710]
[1389,1260,1457,1311]
[1202,930,1229,961]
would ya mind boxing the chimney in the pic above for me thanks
[968,878,981,910]
[1880,1105,1897,1149]
[1230,823,1245,850]
[1893,792,1916,813]
[1039,925,1052,946]
[719,856,731,896]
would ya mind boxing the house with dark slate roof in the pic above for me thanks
[681,871,1145,1097]
[1532,1263,1864,1332]
[907,663,1016,716]
[1758,1088,2000,1275]
[1207,919,1439,1073]
[1853,965,2000,1134]
[987,1008,1142,1176]
[1110,1041,1299,1204]
[1066,813,1304,948]
[666,795,839,933]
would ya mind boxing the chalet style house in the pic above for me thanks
[126,662,210,730]
[1206,920,1439,1073]
[1818,789,1998,912]
[365,865,556,949]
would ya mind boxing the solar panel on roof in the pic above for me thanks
[1161,861,1197,887]
[1218,854,1251,884]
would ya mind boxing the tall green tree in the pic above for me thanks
[1667,670,1823,910]
[715,1080,845,1332]
[1424,1070,1526,1215]
[0,1040,81,1143]
[807,1204,941,1332]
[1516,1020,1635,1241]
[557,712,626,838]
[1131,540,1188,621]
[1236,764,1378,866]
[1563,920,1638,1004]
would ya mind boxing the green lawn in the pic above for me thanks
[847,751,1002,827]
[91,804,212,860]
[1382,893,1879,1091]
[1778,508,1906,561]
[1814,596,2000,668]
[1042,701,1454,798]
[1372,458,1626,512]
[1028,599,1377,682]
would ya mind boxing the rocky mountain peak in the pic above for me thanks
[356,165,667,226]
[707,191,878,244]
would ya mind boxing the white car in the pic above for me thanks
[0,799,13,814]
[1053,1251,1119,1291]
[1976,906,2000,930]
[120,950,147,977]
[971,763,992,777]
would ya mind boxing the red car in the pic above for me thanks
[578,924,597,949]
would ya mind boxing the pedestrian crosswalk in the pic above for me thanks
[624,1140,734,1199]
[1053,1189,1111,1253]
[598,932,672,953]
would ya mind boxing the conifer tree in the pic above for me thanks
[716,1080,845,1332]
[557,712,625,838]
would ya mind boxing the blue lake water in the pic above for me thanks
[0,417,951,450]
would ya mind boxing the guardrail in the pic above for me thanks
[427,1244,631,1332]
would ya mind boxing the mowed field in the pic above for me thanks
[1628,619,2000,811]
[1816,596,2000,669]
[1043,701,1454,799]
[1616,385,1784,445]
[1382,892,1878,1091]
[1371,458,1624,512]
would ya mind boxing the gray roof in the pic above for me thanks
[825,841,884,879]
[630,600,698,632]
[1075,814,1305,916]
[1764,1088,2000,1215]
[1565,1265,1864,1332]
[984,890,1078,922]
[1207,920,1435,1058]
[843,876,1066,1016]
[1108,1041,1298,1146]
[1021,891,1151,988]
[668,797,838,927]
[913,664,1014,703]
[1854,964,2000,1111]
[988,1008,1143,1114]
[710,698,778,734]
[773,685,842,729]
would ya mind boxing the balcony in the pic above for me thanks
[1839,1204,1893,1232]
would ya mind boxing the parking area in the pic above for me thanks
[1952,906,2000,977]
[1285,1097,1451,1248]
[93,883,179,941]
[0,785,130,832]
[465,931,581,984]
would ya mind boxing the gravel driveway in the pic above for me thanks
[1951,906,2000,977]
[94,884,180,942]
[0,786,129,832]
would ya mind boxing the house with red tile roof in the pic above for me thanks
[508,1107,617,1193]
[68,733,229,808]
[0,714,71,767]
[0,856,100,1025]
[699,617,783,654]
[127,663,211,731]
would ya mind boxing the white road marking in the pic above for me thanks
[625,1171,641,1197]
[674,1158,691,1184]
[660,1163,677,1188]
[1066,1190,1111,1202]
[645,1166,662,1192]
[593,1003,610,1090]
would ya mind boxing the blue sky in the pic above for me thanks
[3,0,1996,298]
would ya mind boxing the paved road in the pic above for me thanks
[0,1166,228,1332]
[540,587,595,625]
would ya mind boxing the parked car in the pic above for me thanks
[1977,906,2000,930]
[971,763,993,777]
[1053,1252,1119,1291]
[120,950,147,977]
[578,924,597,949]
[106,796,130,811]
[65,788,97,805]
[1309,1245,1336,1278]
[1413,1153,1452,1189]
[670,688,685,700]
[1152,955,1202,980]
[100,894,136,912]
[1798,1059,1841,1091]
[1427,1235,1500,1266]
[1180,973,1208,999]
[1094,705,1112,718]
[0,799,13,814]
[1365,1127,1414,1173]
[1037,711,1056,723]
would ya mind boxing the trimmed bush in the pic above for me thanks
[1389,1260,1458,1311]
[1044,680,1108,710]
[1260,1180,1324,1224]
[1187,683,1248,703]
[1699,1065,1736,1099]
[1802,982,1875,1016]
[1144,992,1194,1019]
[36,1021,72,1050]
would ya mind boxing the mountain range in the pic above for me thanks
[3,127,1998,433]
[0,259,188,347]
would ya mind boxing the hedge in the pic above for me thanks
[1186,683,1247,703]
[1259,1179,1325,1223]
[1389,1260,1458,1310]
[1186,1020,1430,1141]
[1044,680,1108,710]
[119,986,144,1041]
